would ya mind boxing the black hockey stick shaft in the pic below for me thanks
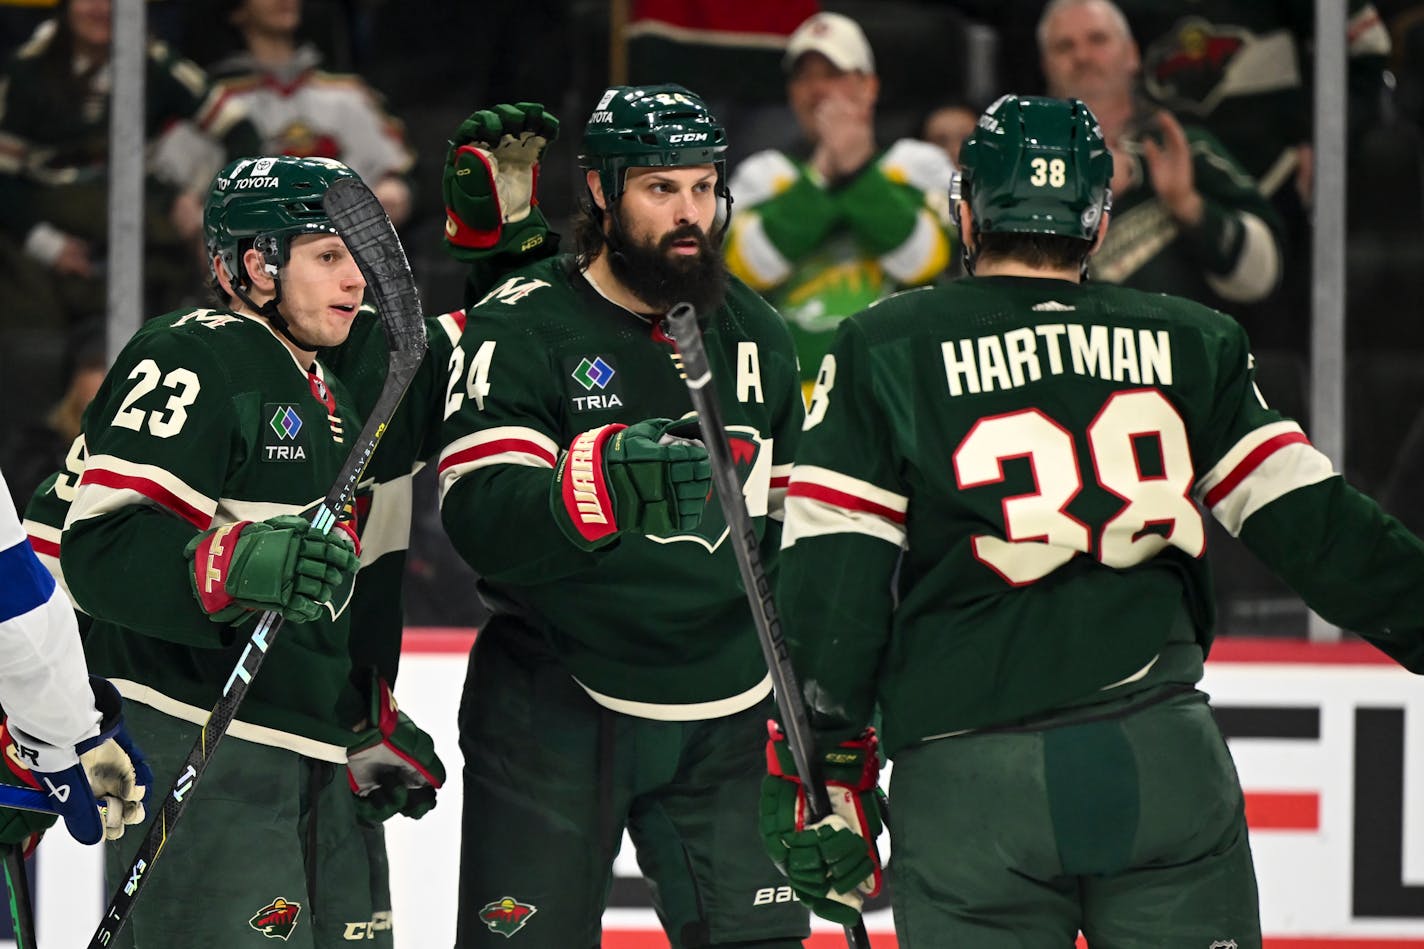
[667,303,872,949]
[3,844,35,949]
[88,178,427,949]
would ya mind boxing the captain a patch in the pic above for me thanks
[262,403,309,463]
[563,354,624,413]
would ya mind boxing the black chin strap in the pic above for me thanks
[232,273,322,355]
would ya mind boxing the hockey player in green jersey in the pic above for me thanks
[761,94,1424,946]
[439,86,811,947]
[58,156,442,948]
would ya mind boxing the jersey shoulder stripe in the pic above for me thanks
[438,427,560,501]
[1196,422,1335,535]
[783,464,909,549]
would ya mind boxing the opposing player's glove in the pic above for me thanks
[760,722,885,927]
[0,721,56,856]
[185,515,358,625]
[5,677,152,846]
[443,101,559,261]
[549,417,712,551]
[347,675,445,826]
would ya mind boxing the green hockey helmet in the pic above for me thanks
[578,84,730,213]
[951,95,1113,241]
[204,155,359,287]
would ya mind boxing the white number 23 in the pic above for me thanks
[111,358,201,438]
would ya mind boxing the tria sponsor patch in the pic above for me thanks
[564,355,624,413]
[262,403,308,462]
[248,897,302,940]
[477,896,537,938]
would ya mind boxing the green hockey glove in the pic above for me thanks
[0,720,57,857]
[760,722,885,927]
[347,675,445,825]
[185,515,358,625]
[549,417,711,551]
[443,101,559,261]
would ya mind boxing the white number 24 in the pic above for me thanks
[953,390,1204,585]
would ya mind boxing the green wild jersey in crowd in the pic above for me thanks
[58,308,365,756]
[780,276,1424,755]
[1120,0,1391,182]
[438,255,803,718]
[725,140,955,387]
[1091,125,1282,308]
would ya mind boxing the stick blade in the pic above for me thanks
[323,176,427,359]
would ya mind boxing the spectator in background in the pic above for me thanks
[724,11,955,397]
[1040,0,1284,315]
[0,0,261,335]
[153,0,413,227]
[920,100,980,167]
[1114,0,1393,352]
[3,322,104,510]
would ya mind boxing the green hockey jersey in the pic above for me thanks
[782,276,1424,755]
[438,255,803,718]
[1120,0,1391,181]
[1091,125,1283,308]
[27,305,462,704]
[61,307,365,757]
[724,140,955,385]
[321,306,463,685]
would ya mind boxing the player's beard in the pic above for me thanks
[606,217,727,315]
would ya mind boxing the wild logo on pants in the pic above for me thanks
[478,896,537,937]
[249,897,301,940]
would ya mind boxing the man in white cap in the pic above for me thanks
[724,10,956,402]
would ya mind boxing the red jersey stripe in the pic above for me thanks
[1204,431,1311,509]
[80,468,212,530]
[27,535,59,559]
[438,438,558,474]
[788,482,907,524]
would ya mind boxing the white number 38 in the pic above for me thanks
[1029,157,1068,188]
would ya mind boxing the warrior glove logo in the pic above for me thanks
[249,897,302,940]
[477,897,537,938]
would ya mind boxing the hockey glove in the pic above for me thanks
[347,675,445,826]
[760,722,885,927]
[550,417,711,551]
[185,515,358,625]
[0,722,55,855]
[5,677,152,846]
[443,101,559,260]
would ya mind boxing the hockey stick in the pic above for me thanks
[3,844,36,949]
[0,785,60,816]
[666,303,872,949]
[87,177,428,948]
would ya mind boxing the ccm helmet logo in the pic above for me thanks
[668,133,708,143]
